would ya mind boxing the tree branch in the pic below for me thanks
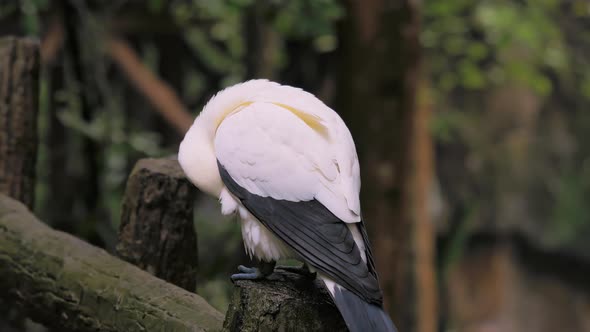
[107,36,193,134]
[0,193,223,332]
[40,16,64,65]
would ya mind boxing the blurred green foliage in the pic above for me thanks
[425,0,566,96]
[173,0,342,86]
[426,0,590,252]
[19,0,48,35]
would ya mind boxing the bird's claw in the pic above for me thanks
[237,265,257,274]
[231,263,275,281]
[231,265,263,281]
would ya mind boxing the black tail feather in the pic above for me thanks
[332,285,397,332]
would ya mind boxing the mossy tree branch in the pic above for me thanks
[0,193,223,332]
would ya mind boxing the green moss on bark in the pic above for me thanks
[0,193,223,332]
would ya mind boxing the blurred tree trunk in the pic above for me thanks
[412,81,437,332]
[336,1,436,331]
[0,37,39,209]
[45,34,74,231]
[63,0,101,221]
[42,0,107,247]
[244,1,280,80]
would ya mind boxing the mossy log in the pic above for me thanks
[0,193,223,332]
[223,270,347,332]
[117,158,198,292]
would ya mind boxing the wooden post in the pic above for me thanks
[224,271,347,332]
[116,158,199,292]
[0,37,39,209]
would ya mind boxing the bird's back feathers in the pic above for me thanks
[214,100,360,222]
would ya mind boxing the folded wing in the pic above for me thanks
[215,101,382,304]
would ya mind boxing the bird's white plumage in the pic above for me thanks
[238,205,295,261]
[180,79,362,261]
[214,89,361,223]
[219,186,294,261]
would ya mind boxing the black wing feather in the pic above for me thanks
[358,220,379,282]
[218,161,383,305]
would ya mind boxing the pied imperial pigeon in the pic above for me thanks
[178,80,397,332]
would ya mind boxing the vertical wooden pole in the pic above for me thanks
[0,37,39,209]
[412,82,437,332]
[116,158,199,292]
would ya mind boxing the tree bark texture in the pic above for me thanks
[337,1,433,331]
[0,36,39,209]
[223,271,347,332]
[0,193,223,332]
[117,158,198,292]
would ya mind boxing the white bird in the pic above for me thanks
[179,79,396,332]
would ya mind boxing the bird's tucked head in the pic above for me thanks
[178,119,222,197]
[178,79,279,197]
[179,79,334,197]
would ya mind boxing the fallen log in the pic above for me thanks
[0,193,223,332]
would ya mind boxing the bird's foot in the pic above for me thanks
[230,265,263,281]
[231,261,275,281]
[275,263,317,279]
